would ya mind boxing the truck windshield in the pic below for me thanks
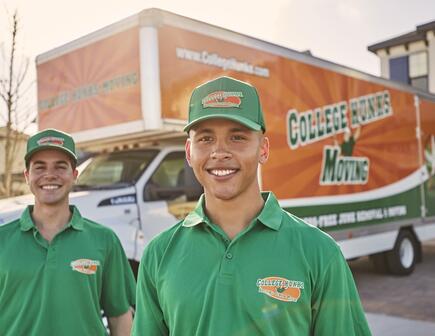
[74,149,158,190]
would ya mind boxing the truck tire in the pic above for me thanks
[385,230,418,275]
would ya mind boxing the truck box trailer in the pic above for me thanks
[1,8,435,275]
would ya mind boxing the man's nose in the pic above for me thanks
[43,167,58,177]
[210,141,232,160]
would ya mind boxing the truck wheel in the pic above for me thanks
[386,230,418,275]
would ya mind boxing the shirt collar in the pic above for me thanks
[20,205,84,231]
[257,192,283,230]
[183,194,210,227]
[182,192,283,231]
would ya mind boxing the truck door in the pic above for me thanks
[136,151,202,259]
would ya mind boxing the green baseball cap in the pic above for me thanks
[25,128,77,165]
[184,76,266,133]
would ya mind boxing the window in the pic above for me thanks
[143,152,187,201]
[409,52,428,90]
[389,52,428,91]
[150,152,185,189]
[75,149,157,189]
[410,77,428,91]
[409,52,428,78]
[389,56,409,84]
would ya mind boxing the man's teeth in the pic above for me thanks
[210,169,236,176]
[42,185,60,190]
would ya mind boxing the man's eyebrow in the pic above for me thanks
[32,160,69,165]
[55,160,69,165]
[229,127,250,133]
[193,128,213,135]
[193,127,250,134]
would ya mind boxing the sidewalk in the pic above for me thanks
[366,313,435,336]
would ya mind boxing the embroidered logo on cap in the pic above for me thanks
[37,136,65,146]
[70,259,100,275]
[202,91,243,108]
[256,277,304,302]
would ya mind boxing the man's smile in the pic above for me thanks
[207,169,238,177]
[40,184,61,190]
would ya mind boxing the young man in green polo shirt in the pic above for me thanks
[0,129,136,336]
[133,77,371,335]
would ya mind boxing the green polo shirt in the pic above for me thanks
[0,206,136,336]
[133,192,371,336]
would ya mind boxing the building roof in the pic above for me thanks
[368,19,435,53]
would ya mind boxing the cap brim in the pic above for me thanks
[25,145,77,164]
[184,114,263,133]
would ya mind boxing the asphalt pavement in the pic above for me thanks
[350,239,435,336]
[366,312,435,336]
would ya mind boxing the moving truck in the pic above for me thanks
[1,8,435,275]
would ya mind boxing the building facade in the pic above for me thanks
[0,127,29,197]
[368,21,435,94]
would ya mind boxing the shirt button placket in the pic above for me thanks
[220,245,235,276]
[47,242,57,269]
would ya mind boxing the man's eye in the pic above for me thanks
[232,135,246,141]
[198,136,212,142]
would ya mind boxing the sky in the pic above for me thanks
[1,0,434,131]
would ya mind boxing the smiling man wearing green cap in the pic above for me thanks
[133,77,371,335]
[0,128,136,336]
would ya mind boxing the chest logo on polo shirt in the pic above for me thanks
[256,277,304,302]
[70,259,100,275]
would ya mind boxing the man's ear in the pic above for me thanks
[24,169,29,184]
[185,138,192,167]
[73,168,79,180]
[259,136,270,165]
